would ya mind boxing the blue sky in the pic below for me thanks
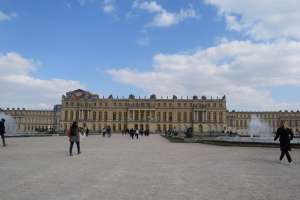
[0,0,299,110]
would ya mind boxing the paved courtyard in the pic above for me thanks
[0,134,300,200]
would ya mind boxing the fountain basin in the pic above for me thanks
[197,136,300,148]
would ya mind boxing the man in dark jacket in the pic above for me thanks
[0,118,6,147]
[129,128,134,139]
[274,120,294,163]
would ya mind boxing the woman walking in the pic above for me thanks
[274,120,294,164]
[68,121,81,156]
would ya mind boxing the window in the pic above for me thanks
[183,112,187,122]
[84,110,88,121]
[64,111,68,121]
[70,111,74,121]
[141,111,145,121]
[118,112,122,121]
[208,112,211,122]
[124,112,128,121]
[99,111,102,121]
[157,112,161,122]
[163,112,167,122]
[219,112,223,123]
[146,111,150,121]
[113,112,117,121]
[134,111,139,121]
[104,111,108,121]
[213,112,217,122]
[93,111,96,121]
[169,112,173,122]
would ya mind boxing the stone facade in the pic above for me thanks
[60,89,227,134]
[1,89,299,135]
[227,111,300,135]
[1,108,56,133]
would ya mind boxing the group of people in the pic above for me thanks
[66,120,295,163]
[101,126,112,138]
[0,117,295,164]
[122,128,150,139]
[164,128,178,137]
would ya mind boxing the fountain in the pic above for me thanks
[247,115,272,138]
[0,112,17,136]
[203,114,300,147]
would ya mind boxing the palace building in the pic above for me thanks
[1,89,300,135]
[60,89,227,134]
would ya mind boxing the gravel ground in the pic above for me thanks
[0,134,299,200]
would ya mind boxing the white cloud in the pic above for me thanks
[205,0,300,41]
[133,1,199,27]
[103,0,116,13]
[0,10,16,22]
[107,40,300,110]
[0,52,84,109]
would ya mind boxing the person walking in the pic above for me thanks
[85,127,89,137]
[68,121,81,156]
[83,123,89,137]
[107,126,111,138]
[274,120,294,164]
[135,129,139,139]
[129,128,134,139]
[145,129,149,136]
[0,118,6,147]
[102,127,106,137]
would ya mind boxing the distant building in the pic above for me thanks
[1,108,54,133]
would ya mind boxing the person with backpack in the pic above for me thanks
[0,118,6,147]
[68,121,81,156]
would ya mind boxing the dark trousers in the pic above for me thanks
[130,133,134,139]
[1,134,5,146]
[280,150,292,163]
[69,141,80,155]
